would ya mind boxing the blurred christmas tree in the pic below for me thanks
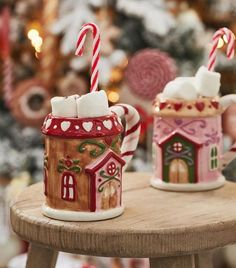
[0,0,235,181]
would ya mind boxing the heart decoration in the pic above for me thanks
[174,103,182,111]
[61,121,71,131]
[45,119,52,129]
[211,100,219,109]
[82,122,93,132]
[195,102,205,112]
[159,101,167,110]
[174,119,183,125]
[103,119,113,130]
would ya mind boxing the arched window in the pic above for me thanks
[210,146,218,170]
[61,173,76,201]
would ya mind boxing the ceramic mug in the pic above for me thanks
[151,94,236,192]
[41,104,140,221]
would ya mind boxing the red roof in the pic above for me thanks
[85,149,126,173]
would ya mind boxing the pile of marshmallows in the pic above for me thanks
[162,66,221,100]
[51,90,110,118]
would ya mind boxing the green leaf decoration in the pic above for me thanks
[57,164,65,173]
[77,140,106,158]
[57,158,81,174]
[70,166,81,173]
[98,168,121,192]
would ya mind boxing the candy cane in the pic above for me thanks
[0,7,13,107]
[75,23,100,92]
[109,104,141,169]
[207,27,235,71]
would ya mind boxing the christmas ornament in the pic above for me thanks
[11,79,51,128]
[125,49,177,100]
[207,27,235,71]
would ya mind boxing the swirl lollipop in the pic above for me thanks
[125,49,177,100]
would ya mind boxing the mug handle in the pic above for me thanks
[220,142,236,170]
[219,95,236,171]
[109,104,141,170]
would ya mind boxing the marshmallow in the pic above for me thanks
[51,95,78,117]
[163,79,198,100]
[76,90,110,118]
[195,66,221,97]
[175,76,196,87]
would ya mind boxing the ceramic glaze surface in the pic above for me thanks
[43,114,123,215]
[42,103,141,221]
[153,115,222,185]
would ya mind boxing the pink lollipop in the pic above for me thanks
[125,49,177,100]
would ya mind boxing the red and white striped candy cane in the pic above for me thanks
[109,104,141,169]
[75,23,100,92]
[207,27,235,71]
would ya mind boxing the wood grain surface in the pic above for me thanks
[10,172,236,258]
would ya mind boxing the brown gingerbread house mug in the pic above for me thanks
[41,91,140,221]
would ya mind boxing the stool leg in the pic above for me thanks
[26,243,58,268]
[149,255,195,268]
[195,251,213,268]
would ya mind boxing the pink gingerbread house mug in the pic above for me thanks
[151,66,236,192]
[42,91,140,221]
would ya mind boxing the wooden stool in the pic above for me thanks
[10,172,236,268]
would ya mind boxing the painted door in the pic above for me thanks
[101,181,118,209]
[162,135,196,183]
[169,159,189,183]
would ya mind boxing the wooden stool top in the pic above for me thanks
[10,173,236,258]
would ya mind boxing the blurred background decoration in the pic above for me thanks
[1,0,236,267]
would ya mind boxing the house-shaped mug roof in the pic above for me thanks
[157,131,203,148]
[85,149,126,174]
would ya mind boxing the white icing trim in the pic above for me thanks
[150,175,225,192]
[42,204,124,221]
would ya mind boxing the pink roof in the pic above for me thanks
[157,131,203,147]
